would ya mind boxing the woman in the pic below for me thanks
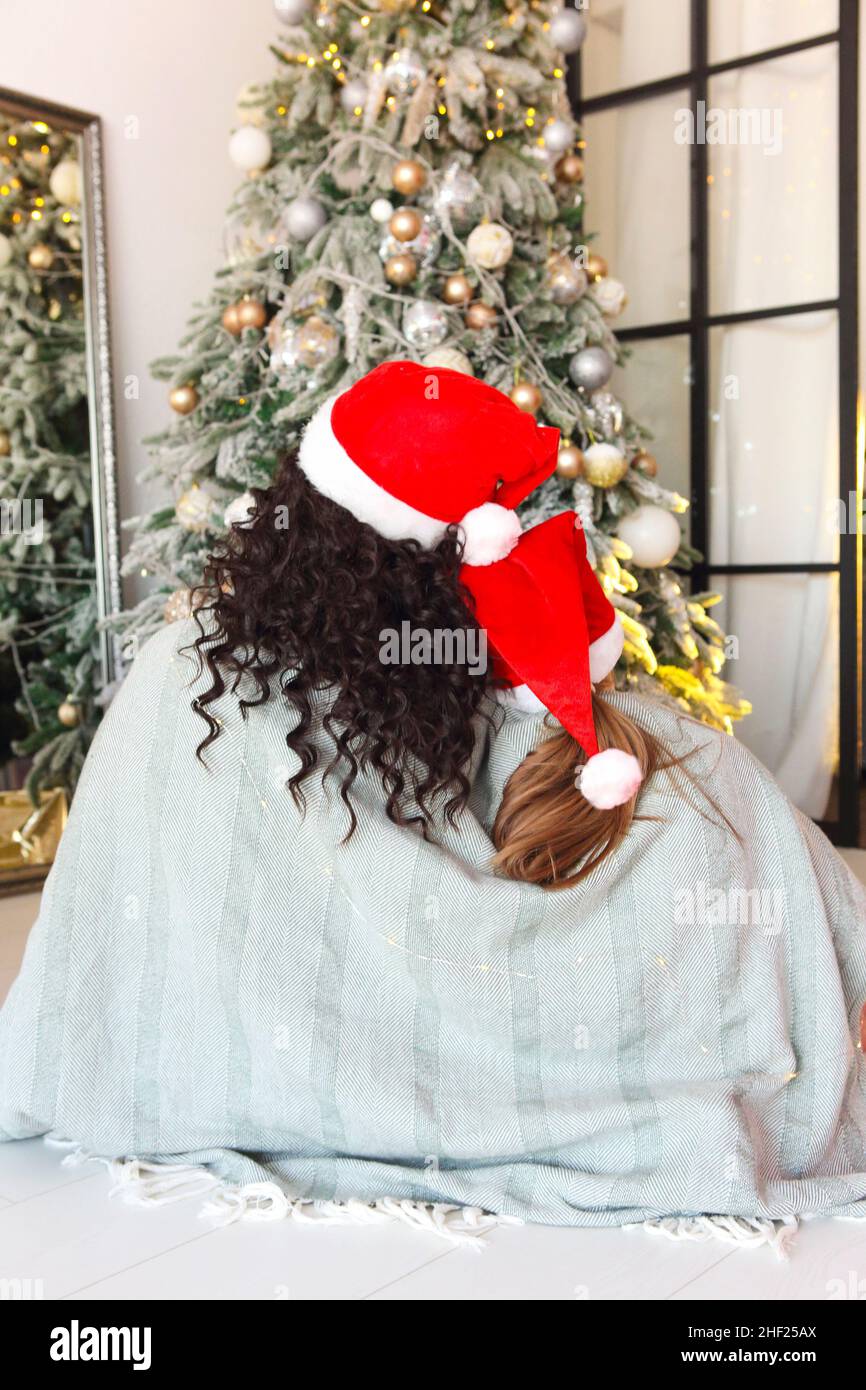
[2,361,865,1249]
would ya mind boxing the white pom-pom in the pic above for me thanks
[224,491,257,528]
[459,502,521,566]
[577,748,642,810]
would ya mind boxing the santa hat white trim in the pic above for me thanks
[588,614,624,684]
[298,397,520,566]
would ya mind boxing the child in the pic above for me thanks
[1,361,864,1247]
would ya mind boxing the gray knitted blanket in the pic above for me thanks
[2,619,866,1238]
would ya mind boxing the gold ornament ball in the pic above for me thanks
[237,297,267,330]
[169,384,200,415]
[556,443,585,479]
[57,700,81,728]
[384,252,418,286]
[391,159,427,197]
[586,252,609,282]
[583,444,629,488]
[0,430,10,457]
[465,300,497,331]
[555,153,584,183]
[163,588,193,624]
[442,272,473,305]
[389,207,422,242]
[27,242,54,271]
[632,450,658,478]
[509,381,542,416]
[222,303,243,335]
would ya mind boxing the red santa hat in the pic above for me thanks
[296,360,560,566]
[461,510,641,811]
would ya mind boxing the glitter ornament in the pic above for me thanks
[384,48,425,96]
[433,162,482,228]
[588,389,624,438]
[378,212,440,267]
[292,314,340,369]
[583,442,628,489]
[403,299,448,350]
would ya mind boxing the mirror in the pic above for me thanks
[0,89,120,896]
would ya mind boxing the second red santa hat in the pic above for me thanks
[461,510,641,811]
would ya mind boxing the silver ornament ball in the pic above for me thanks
[544,119,574,154]
[274,0,312,21]
[340,78,368,114]
[569,345,614,391]
[284,195,327,242]
[549,9,587,55]
[403,300,448,351]
[378,213,440,268]
[588,389,624,437]
[384,48,425,95]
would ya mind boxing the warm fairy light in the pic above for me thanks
[485,129,495,141]
[353,106,363,116]
[495,128,503,138]
[307,56,316,66]
[328,42,338,52]
[485,38,495,50]
[421,1,431,9]
[525,116,535,127]
[386,95,397,108]
[438,104,447,115]
[238,397,247,405]
[34,196,44,206]
[61,212,72,223]
[0,185,8,196]
[527,106,536,115]
[495,87,503,97]
[360,14,371,25]
[7,135,17,146]
[332,58,341,68]
[553,67,564,78]
[32,121,49,133]
[373,60,383,71]
[40,144,49,154]
[277,105,287,115]
[11,212,21,222]
[30,210,42,220]
[437,75,446,86]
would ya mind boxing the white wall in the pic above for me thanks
[1,0,276,590]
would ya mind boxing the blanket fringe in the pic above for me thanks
[95,1154,506,1246]
[639,1213,799,1260]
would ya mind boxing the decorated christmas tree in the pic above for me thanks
[119,0,748,733]
[0,112,99,800]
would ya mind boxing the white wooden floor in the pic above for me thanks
[2,857,866,1302]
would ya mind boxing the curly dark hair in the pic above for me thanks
[188,453,495,838]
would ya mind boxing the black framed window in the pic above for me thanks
[570,0,861,845]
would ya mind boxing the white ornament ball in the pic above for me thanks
[228,125,272,173]
[466,222,514,270]
[593,276,628,317]
[543,119,574,154]
[274,0,312,21]
[284,195,327,241]
[403,300,448,351]
[340,78,368,114]
[370,197,394,224]
[549,9,587,54]
[617,505,682,568]
[0,233,11,269]
[421,348,474,376]
[49,159,82,206]
[569,345,614,391]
